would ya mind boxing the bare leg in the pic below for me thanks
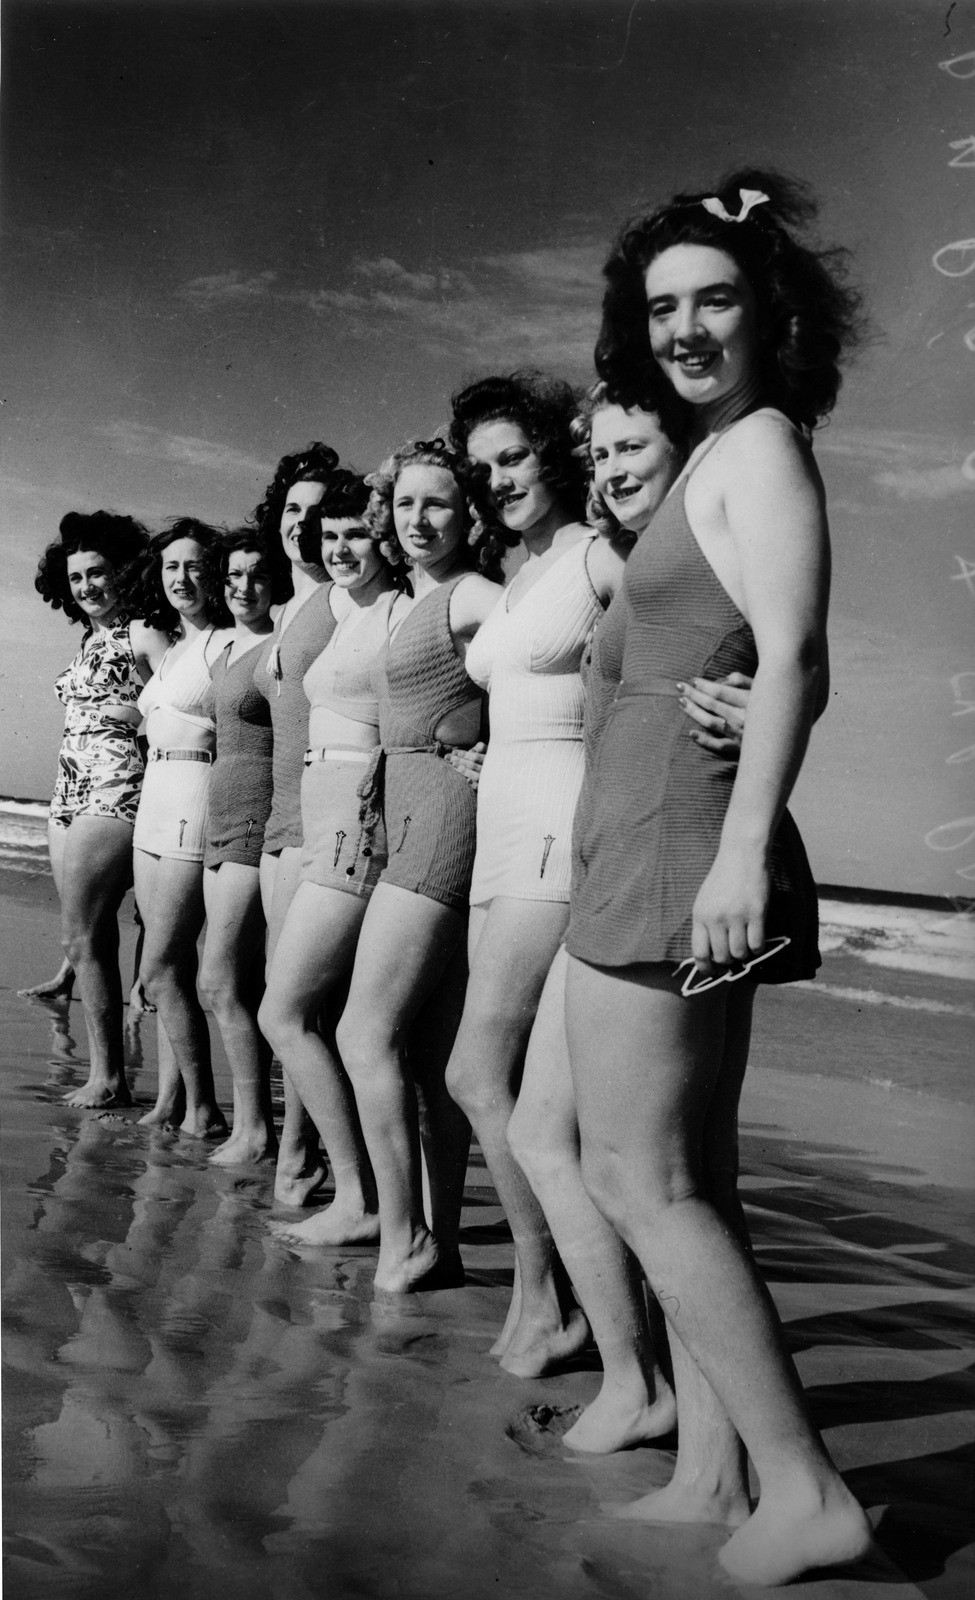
[59,816,135,1108]
[446,899,587,1376]
[407,940,472,1257]
[616,992,751,1516]
[509,946,676,1450]
[133,848,227,1139]
[261,848,328,1205]
[336,883,467,1293]
[259,881,378,1246]
[201,862,277,1166]
[566,957,872,1587]
[127,912,155,1013]
[19,822,76,1000]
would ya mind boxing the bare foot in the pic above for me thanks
[273,1158,329,1208]
[180,1104,229,1140]
[269,1203,381,1249]
[63,1077,133,1110]
[615,1476,750,1527]
[565,1384,679,1455]
[209,1130,278,1167]
[138,1095,185,1129]
[19,962,75,1001]
[499,1305,591,1379]
[718,1481,873,1587]
[373,1232,464,1294]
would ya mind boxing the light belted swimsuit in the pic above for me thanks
[298,590,403,896]
[134,627,228,861]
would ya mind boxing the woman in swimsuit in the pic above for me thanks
[33,511,169,1107]
[261,472,412,1246]
[249,442,346,1206]
[332,440,512,1292]
[504,379,750,1450]
[564,171,871,1585]
[131,519,233,1137]
[199,527,286,1167]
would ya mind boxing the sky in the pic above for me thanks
[1,0,973,896]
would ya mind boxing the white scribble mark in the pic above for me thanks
[964,449,975,482]
[925,816,975,851]
[947,743,975,763]
[950,672,975,713]
[939,48,975,77]
[948,136,975,168]
[965,325,975,353]
[951,555,975,598]
[933,239,975,277]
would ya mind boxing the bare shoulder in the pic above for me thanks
[449,572,504,630]
[717,411,819,484]
[128,619,169,654]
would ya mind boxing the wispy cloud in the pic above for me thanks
[177,246,603,368]
[818,426,975,501]
[96,421,268,481]
[177,270,278,307]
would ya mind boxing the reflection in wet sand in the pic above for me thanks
[3,942,974,1598]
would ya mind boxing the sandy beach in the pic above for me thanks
[2,868,973,1600]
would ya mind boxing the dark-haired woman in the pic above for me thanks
[250,443,344,1206]
[565,173,871,1584]
[198,529,282,1167]
[331,440,510,1292]
[262,474,412,1246]
[32,511,169,1107]
[132,520,233,1137]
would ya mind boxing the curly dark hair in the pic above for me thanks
[569,380,683,541]
[366,438,515,586]
[203,525,293,611]
[35,510,150,626]
[128,518,233,634]
[295,470,369,564]
[596,168,864,430]
[448,370,589,522]
[250,442,342,541]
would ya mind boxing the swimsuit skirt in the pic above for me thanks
[465,535,603,906]
[567,481,820,984]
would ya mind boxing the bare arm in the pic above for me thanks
[128,620,172,681]
[691,420,830,970]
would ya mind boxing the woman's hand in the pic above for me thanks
[445,741,487,789]
[690,844,769,973]
[679,672,752,755]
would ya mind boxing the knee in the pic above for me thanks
[257,991,292,1057]
[334,1013,382,1084]
[579,1142,698,1240]
[506,1102,566,1189]
[198,960,235,1018]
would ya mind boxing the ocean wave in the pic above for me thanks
[0,797,50,872]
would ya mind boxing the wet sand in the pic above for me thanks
[2,871,973,1600]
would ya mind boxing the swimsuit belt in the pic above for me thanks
[304,747,374,766]
[147,747,215,764]
[355,741,450,833]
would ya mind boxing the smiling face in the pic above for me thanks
[644,243,759,409]
[320,517,387,593]
[465,418,557,536]
[161,537,208,621]
[280,479,328,569]
[392,464,466,570]
[225,548,274,626]
[66,549,121,625]
[589,405,679,534]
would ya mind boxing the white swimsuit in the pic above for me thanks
[133,628,230,861]
[465,535,602,905]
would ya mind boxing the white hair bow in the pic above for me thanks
[700,188,770,223]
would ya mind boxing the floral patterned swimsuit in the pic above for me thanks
[50,615,145,830]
